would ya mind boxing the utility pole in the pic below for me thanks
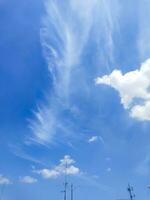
[71,184,73,200]
[127,184,135,200]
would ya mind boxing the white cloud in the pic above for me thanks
[34,155,80,179]
[65,165,79,175]
[29,0,120,145]
[131,101,150,121]
[96,58,150,121]
[88,136,98,143]
[0,175,11,185]
[59,155,75,165]
[88,135,105,144]
[19,176,37,184]
[36,169,60,179]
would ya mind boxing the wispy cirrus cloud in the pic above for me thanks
[29,0,120,145]
[138,1,150,60]
[9,144,46,166]
[88,135,105,145]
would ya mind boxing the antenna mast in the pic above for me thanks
[127,184,135,200]
[61,161,75,200]
[62,162,68,200]
[71,184,73,200]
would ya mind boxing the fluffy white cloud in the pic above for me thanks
[96,58,150,121]
[131,101,150,121]
[0,175,11,185]
[35,155,80,179]
[20,176,37,184]
[36,169,59,179]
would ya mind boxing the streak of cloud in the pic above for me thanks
[138,1,150,60]
[30,0,120,145]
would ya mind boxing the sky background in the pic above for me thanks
[1,0,150,200]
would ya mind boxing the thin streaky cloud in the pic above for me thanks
[9,144,46,166]
[29,0,120,145]
[88,135,105,145]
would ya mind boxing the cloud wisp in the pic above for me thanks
[88,136,99,143]
[88,135,105,145]
[138,1,150,60]
[28,0,120,145]
[96,58,150,121]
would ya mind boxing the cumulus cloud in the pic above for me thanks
[34,155,80,179]
[19,176,37,184]
[96,58,150,121]
[0,175,11,185]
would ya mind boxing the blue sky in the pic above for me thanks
[1,0,150,200]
